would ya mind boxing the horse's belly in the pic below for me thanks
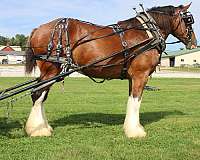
[81,65,123,79]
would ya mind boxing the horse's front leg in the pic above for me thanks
[25,63,61,137]
[124,74,148,138]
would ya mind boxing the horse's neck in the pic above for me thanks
[149,13,172,40]
[118,18,139,29]
[120,15,171,40]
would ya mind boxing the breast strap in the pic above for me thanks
[112,24,129,79]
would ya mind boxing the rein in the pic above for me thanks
[166,41,181,44]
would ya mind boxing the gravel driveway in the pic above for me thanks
[1,65,200,78]
[152,70,200,78]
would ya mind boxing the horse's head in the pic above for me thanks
[172,3,197,49]
[149,3,197,49]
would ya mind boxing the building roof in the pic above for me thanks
[1,46,15,51]
[0,45,22,51]
[162,47,200,58]
[0,51,25,56]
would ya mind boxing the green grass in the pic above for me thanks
[0,77,200,160]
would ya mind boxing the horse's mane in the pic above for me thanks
[146,5,183,31]
[148,5,185,14]
[120,5,183,31]
[148,5,177,15]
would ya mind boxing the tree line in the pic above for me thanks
[0,34,28,51]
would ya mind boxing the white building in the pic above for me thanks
[0,51,25,64]
[0,45,24,64]
[161,47,200,67]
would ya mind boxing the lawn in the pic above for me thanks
[0,77,200,160]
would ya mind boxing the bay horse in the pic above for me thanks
[25,4,197,138]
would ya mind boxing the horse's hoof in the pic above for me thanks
[47,124,53,132]
[29,127,52,137]
[25,123,53,137]
[124,125,146,138]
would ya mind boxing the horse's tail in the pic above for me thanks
[25,28,37,74]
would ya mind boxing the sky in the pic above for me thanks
[0,0,199,51]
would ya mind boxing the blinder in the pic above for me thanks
[181,11,195,43]
[182,11,194,26]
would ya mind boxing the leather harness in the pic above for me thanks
[112,24,129,79]
[34,12,166,80]
[111,12,165,79]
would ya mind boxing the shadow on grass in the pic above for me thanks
[0,117,23,138]
[0,110,185,137]
[52,110,185,128]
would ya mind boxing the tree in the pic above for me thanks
[0,36,9,45]
[10,34,28,50]
[0,34,28,51]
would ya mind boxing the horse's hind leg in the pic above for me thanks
[25,90,52,137]
[124,73,149,138]
[25,63,61,137]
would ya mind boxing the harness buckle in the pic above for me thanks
[122,41,128,47]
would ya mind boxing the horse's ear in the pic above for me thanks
[181,2,192,12]
[174,2,192,15]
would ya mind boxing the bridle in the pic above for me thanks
[171,11,195,45]
[148,10,195,46]
[181,11,195,44]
